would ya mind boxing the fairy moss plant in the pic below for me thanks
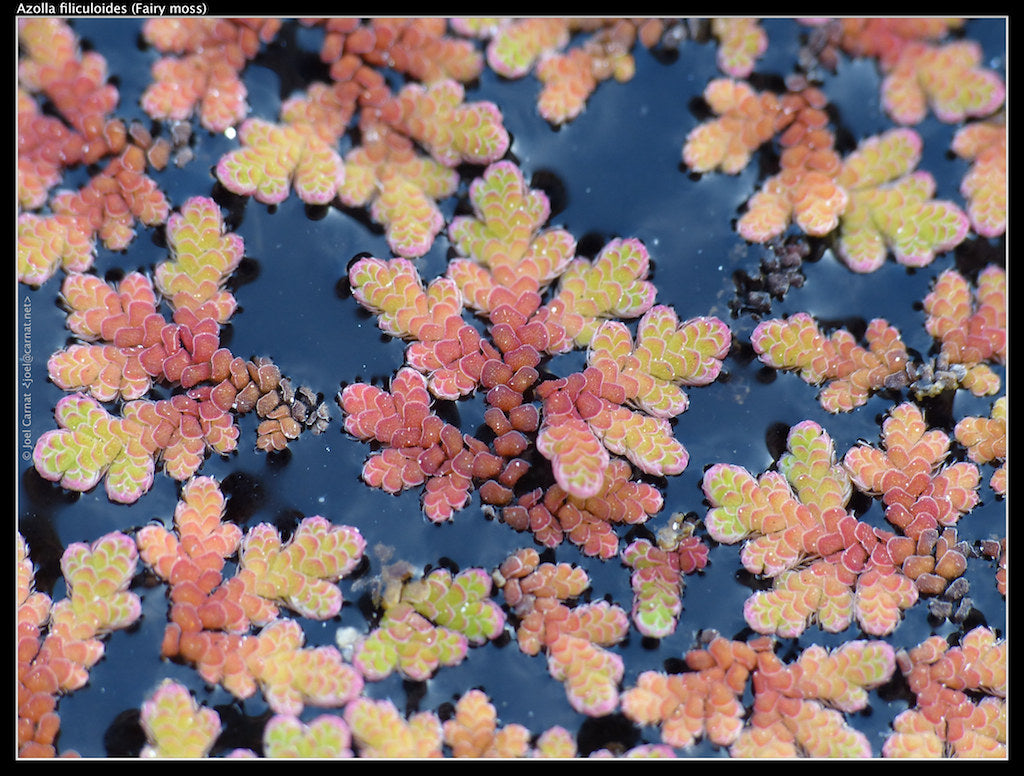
[17,16,1005,759]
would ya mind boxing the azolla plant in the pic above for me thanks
[17,17,1005,759]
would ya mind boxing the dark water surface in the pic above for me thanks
[18,18,1006,757]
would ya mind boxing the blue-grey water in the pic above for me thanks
[18,17,1006,758]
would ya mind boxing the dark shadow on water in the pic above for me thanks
[211,706,274,758]
[103,708,145,757]
[577,713,642,757]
